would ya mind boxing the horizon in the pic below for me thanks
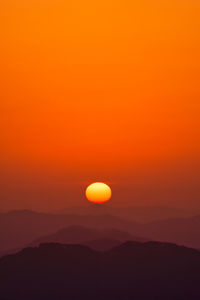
[1,203,200,212]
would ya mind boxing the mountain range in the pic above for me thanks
[1,209,200,256]
[56,205,198,222]
[29,225,148,251]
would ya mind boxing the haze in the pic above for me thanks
[1,0,200,211]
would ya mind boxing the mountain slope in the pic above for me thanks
[0,242,200,299]
[30,225,147,251]
[58,205,196,222]
[0,210,135,252]
[1,210,200,255]
[134,215,200,249]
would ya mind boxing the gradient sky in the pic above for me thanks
[1,0,200,211]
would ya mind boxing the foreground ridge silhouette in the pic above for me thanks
[0,241,200,299]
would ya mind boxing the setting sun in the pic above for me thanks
[85,182,112,204]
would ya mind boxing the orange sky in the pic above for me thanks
[1,0,200,210]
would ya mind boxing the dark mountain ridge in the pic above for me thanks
[0,241,200,299]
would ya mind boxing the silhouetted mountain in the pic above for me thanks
[1,210,200,256]
[136,215,200,249]
[0,241,200,299]
[27,225,147,251]
[83,238,123,251]
[0,210,135,253]
[57,204,196,222]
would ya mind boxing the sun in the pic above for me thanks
[85,182,112,204]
